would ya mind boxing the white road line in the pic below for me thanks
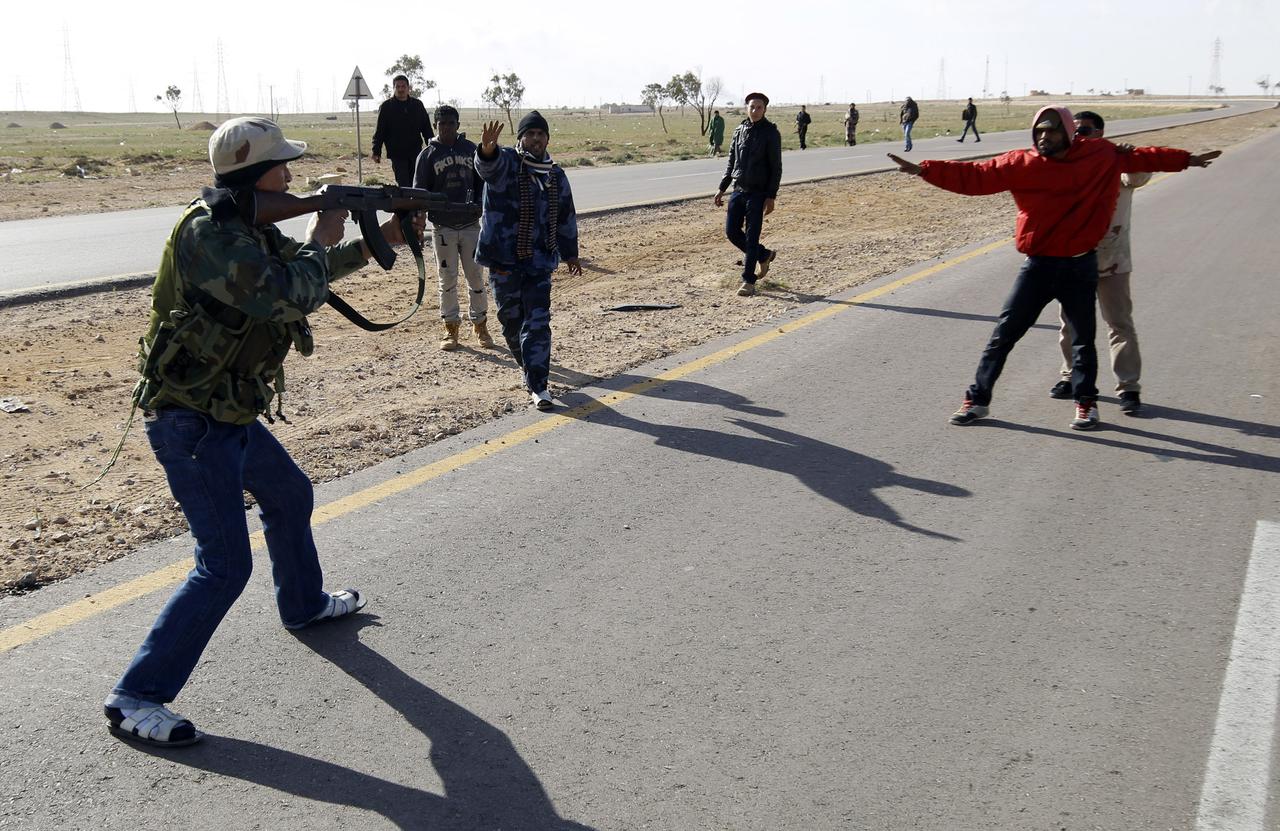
[646,171,715,181]
[1195,519,1280,831]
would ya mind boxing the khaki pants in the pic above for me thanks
[1059,271,1140,393]
[432,224,487,322]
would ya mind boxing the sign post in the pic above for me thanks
[342,66,374,183]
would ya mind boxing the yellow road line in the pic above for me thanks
[0,237,1011,655]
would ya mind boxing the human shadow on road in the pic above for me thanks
[564,390,969,541]
[141,616,593,831]
[981,418,1280,474]
[591,374,786,419]
[1136,402,1280,440]
[855,301,1059,331]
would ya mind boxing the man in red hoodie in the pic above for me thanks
[888,106,1219,430]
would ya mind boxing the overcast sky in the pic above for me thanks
[3,0,1276,114]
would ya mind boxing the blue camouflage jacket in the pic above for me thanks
[474,146,578,273]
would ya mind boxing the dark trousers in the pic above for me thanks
[725,191,771,283]
[960,120,981,141]
[797,126,808,149]
[491,265,553,394]
[390,156,416,187]
[968,253,1099,406]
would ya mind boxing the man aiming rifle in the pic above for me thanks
[104,117,429,748]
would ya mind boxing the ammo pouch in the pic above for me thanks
[139,299,306,425]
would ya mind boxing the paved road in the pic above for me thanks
[0,99,1271,296]
[0,123,1276,829]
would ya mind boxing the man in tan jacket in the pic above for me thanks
[1049,111,1149,414]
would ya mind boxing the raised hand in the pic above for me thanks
[481,120,504,152]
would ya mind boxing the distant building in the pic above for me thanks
[606,103,654,114]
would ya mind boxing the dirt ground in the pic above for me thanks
[0,111,1274,594]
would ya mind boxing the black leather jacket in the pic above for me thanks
[718,118,783,198]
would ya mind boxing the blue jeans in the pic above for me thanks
[968,253,1099,406]
[491,266,553,394]
[903,120,915,150]
[113,408,329,704]
[725,191,772,282]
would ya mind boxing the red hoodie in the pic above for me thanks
[918,105,1191,257]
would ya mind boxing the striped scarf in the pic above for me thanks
[516,147,558,262]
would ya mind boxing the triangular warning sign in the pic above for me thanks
[343,66,373,100]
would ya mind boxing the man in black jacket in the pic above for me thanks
[795,105,812,149]
[714,92,783,297]
[958,98,980,143]
[372,74,434,186]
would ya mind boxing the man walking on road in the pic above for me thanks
[900,96,919,151]
[105,117,424,748]
[795,105,812,149]
[887,106,1219,430]
[474,112,581,412]
[958,97,980,143]
[714,92,782,298]
[1049,111,1148,413]
[372,74,434,187]
[413,105,493,351]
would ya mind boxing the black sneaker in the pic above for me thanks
[1048,380,1073,400]
[949,398,989,425]
[1119,391,1142,415]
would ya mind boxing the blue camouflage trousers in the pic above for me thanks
[490,265,552,394]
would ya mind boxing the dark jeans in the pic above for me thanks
[968,253,1099,406]
[113,408,329,703]
[491,265,553,393]
[960,120,981,141]
[798,126,808,149]
[725,191,772,283]
[390,155,416,187]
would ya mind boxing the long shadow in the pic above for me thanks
[599,374,786,418]
[856,301,1059,331]
[144,616,593,831]
[565,391,969,541]
[981,418,1280,474]
[1140,402,1280,440]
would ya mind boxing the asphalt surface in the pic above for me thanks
[0,99,1271,297]
[0,124,1277,831]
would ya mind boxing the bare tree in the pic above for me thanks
[156,85,182,129]
[641,82,670,133]
[483,72,525,133]
[701,76,724,134]
[381,54,436,99]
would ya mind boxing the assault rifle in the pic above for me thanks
[249,185,483,330]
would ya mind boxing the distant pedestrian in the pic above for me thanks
[844,103,860,146]
[708,110,726,156]
[1049,111,1149,413]
[900,96,919,151]
[372,74,434,187]
[888,105,1220,430]
[474,112,581,411]
[958,97,981,143]
[795,105,812,149]
[413,104,493,351]
[714,92,782,298]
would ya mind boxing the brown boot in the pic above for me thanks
[439,321,461,351]
[472,319,495,348]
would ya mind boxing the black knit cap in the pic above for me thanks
[517,110,550,138]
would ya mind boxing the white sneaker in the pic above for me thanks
[531,390,554,411]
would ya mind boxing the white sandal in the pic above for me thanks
[105,702,202,748]
[285,588,367,630]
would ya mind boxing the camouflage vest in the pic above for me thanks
[134,202,314,425]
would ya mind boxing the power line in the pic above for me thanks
[14,77,26,111]
[1208,36,1223,94]
[982,56,990,99]
[936,59,947,100]
[191,61,205,113]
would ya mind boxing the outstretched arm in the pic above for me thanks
[887,153,921,176]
